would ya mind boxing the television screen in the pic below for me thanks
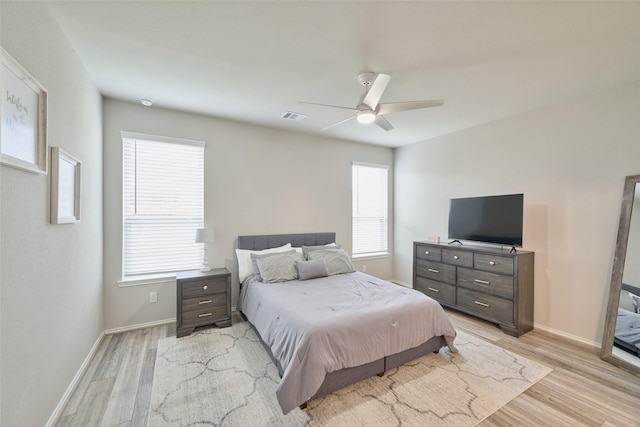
[448,194,523,247]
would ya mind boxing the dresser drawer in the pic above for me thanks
[415,260,456,285]
[415,245,442,262]
[457,267,514,300]
[474,253,514,275]
[182,305,229,327]
[415,277,456,305]
[182,294,227,313]
[181,277,227,298]
[442,249,473,267]
[457,288,514,324]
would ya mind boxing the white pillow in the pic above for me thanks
[236,243,292,283]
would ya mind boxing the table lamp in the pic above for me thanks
[195,228,216,272]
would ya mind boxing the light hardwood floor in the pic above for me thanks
[55,310,640,426]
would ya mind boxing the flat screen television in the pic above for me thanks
[448,193,523,247]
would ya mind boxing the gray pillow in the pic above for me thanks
[296,259,329,280]
[302,243,341,259]
[251,250,298,282]
[255,250,304,283]
[307,248,356,275]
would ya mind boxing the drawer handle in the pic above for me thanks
[489,261,496,266]
[474,279,490,285]
[199,300,212,304]
[203,285,208,290]
[453,255,459,260]
[425,251,430,255]
[199,313,213,318]
[427,268,440,273]
[427,287,440,293]
[474,301,490,307]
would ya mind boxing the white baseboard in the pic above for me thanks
[389,279,412,288]
[104,317,176,335]
[533,322,600,348]
[45,331,105,427]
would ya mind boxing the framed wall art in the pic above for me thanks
[1,47,48,174]
[50,147,81,224]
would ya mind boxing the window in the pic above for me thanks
[352,162,388,257]
[122,132,204,279]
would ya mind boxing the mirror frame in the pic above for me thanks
[601,174,640,374]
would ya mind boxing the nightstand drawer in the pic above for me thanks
[182,294,227,313]
[416,260,456,285]
[457,267,514,300]
[415,277,456,305]
[182,305,228,326]
[181,278,227,298]
[457,288,514,324]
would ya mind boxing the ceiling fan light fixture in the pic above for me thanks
[356,110,376,124]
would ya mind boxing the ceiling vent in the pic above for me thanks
[281,111,306,121]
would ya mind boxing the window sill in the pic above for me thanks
[352,252,389,261]
[118,274,177,288]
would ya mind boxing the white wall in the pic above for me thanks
[394,80,640,344]
[103,99,393,329]
[0,3,103,426]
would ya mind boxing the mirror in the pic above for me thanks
[601,174,640,374]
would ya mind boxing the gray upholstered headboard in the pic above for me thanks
[237,232,336,251]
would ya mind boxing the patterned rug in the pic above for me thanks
[149,321,551,426]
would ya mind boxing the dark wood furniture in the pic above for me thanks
[176,268,231,338]
[413,241,534,337]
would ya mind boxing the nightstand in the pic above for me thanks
[176,268,231,338]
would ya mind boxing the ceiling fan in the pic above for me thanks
[301,72,444,131]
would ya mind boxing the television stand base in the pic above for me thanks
[448,239,463,245]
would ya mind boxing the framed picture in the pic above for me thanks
[50,147,81,224]
[1,48,48,174]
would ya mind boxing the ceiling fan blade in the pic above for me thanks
[374,115,394,131]
[321,114,356,131]
[362,73,390,110]
[299,101,358,112]
[377,99,444,115]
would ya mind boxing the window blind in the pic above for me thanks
[352,162,388,257]
[123,135,204,278]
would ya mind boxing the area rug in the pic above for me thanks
[148,321,551,426]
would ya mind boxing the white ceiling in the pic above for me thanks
[46,1,640,148]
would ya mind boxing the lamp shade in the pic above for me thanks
[195,228,215,243]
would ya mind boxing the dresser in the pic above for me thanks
[413,241,534,337]
[176,268,231,338]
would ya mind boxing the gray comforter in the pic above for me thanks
[238,271,457,414]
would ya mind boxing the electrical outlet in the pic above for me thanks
[362,264,367,273]
[149,291,158,303]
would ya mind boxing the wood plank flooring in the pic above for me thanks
[55,310,640,426]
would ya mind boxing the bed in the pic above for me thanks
[236,232,457,414]
[615,284,640,357]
